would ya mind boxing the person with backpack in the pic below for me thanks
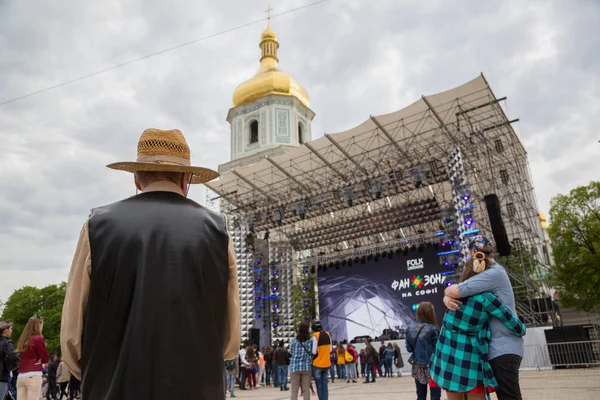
[0,320,21,400]
[224,357,238,398]
[405,302,441,400]
[310,320,332,400]
[345,344,357,383]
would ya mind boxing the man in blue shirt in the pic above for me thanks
[444,235,524,400]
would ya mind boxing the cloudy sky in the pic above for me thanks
[1,0,598,301]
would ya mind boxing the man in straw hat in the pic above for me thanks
[443,235,524,400]
[61,128,240,399]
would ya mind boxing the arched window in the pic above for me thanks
[298,122,304,144]
[249,120,259,144]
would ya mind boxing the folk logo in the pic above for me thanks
[407,258,424,271]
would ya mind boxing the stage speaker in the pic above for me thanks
[248,328,260,347]
[484,194,511,256]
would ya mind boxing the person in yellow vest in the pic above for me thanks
[310,320,332,400]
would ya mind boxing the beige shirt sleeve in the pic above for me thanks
[60,220,91,380]
[223,236,241,360]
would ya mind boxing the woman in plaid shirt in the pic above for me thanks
[430,256,526,400]
[289,322,314,400]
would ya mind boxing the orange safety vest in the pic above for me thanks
[312,331,332,369]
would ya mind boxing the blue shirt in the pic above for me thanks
[289,337,313,373]
[458,262,524,360]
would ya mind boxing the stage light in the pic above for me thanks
[444,262,449,266]
[272,287,278,292]
[411,167,424,188]
[310,266,316,274]
[296,203,306,220]
[255,279,260,283]
[272,210,283,226]
[446,281,453,287]
[367,254,374,261]
[374,253,380,262]
[343,188,353,207]
[465,218,474,227]
[303,303,308,309]
[462,194,470,202]
[255,315,261,319]
[328,262,334,269]
[273,304,279,309]
[381,250,388,258]
[273,323,279,328]
[354,257,360,264]
[341,260,347,266]
[371,182,382,199]
[395,248,402,255]
[360,256,366,264]
[255,296,260,301]
[303,268,308,274]
[302,286,308,291]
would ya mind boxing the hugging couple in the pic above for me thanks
[406,235,526,400]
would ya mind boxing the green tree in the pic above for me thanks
[1,283,66,355]
[548,181,600,312]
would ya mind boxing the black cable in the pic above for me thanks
[0,0,328,107]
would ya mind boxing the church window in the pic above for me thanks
[249,120,259,144]
[298,123,304,144]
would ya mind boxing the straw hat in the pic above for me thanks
[107,128,219,184]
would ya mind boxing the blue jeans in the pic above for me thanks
[273,363,279,387]
[345,363,356,381]
[365,363,375,382]
[0,381,8,400]
[312,366,329,400]
[277,365,288,390]
[226,374,236,396]
[416,380,441,400]
[329,364,336,382]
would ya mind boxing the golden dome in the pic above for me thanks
[233,22,310,108]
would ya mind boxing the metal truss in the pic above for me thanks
[207,74,552,327]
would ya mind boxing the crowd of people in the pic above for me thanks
[224,236,526,400]
[0,317,82,400]
[1,129,527,400]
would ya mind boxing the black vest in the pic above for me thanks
[81,191,229,400]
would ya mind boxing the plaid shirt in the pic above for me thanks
[430,292,526,392]
[289,337,314,373]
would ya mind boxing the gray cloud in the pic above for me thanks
[1,0,599,300]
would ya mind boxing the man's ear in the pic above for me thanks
[134,176,142,191]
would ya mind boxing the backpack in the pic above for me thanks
[344,351,353,363]
[1,338,20,374]
[225,360,235,371]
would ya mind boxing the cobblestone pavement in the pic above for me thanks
[230,368,600,400]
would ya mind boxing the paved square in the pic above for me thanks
[230,369,600,400]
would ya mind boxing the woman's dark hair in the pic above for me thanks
[387,343,393,349]
[265,345,272,353]
[460,256,492,283]
[416,301,439,330]
[246,347,256,359]
[296,322,311,342]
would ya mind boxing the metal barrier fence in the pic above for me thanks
[522,340,600,369]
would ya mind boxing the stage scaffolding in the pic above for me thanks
[206,74,554,341]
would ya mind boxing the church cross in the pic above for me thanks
[265,5,273,21]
